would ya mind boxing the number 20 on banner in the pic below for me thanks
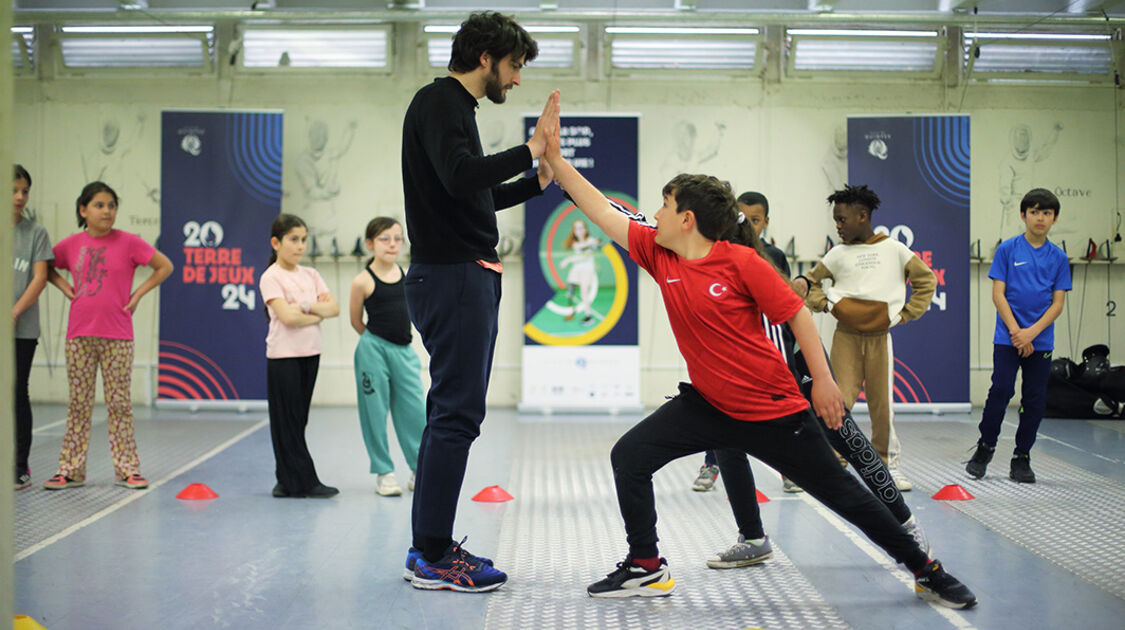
[181,220,257,311]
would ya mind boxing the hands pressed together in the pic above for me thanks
[528,90,562,190]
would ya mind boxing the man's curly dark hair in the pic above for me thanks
[448,11,538,73]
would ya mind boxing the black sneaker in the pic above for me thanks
[914,559,978,609]
[272,483,295,498]
[272,483,339,498]
[587,556,676,598]
[15,470,31,491]
[305,483,339,498]
[1010,454,1036,483]
[965,442,994,479]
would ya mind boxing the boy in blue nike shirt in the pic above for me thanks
[966,188,1071,483]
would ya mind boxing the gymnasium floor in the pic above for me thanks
[12,402,1125,630]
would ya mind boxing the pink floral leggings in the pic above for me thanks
[57,337,141,481]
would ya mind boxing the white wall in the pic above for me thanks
[2,1,16,622]
[15,48,1125,409]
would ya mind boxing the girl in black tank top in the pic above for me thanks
[348,218,427,498]
[349,218,410,342]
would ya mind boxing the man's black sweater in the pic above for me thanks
[401,77,543,264]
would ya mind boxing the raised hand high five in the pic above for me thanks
[526,89,561,159]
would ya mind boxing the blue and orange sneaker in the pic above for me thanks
[410,538,507,592]
[403,545,494,581]
[403,548,423,581]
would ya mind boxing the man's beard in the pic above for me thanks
[484,65,508,104]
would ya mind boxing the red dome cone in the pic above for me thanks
[176,483,219,500]
[756,489,771,503]
[472,485,514,502]
[932,484,974,501]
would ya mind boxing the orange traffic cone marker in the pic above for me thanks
[472,485,514,502]
[932,484,974,501]
[755,489,771,503]
[176,483,219,500]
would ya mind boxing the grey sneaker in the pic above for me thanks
[902,515,932,559]
[706,535,773,569]
[692,465,720,492]
[782,476,804,493]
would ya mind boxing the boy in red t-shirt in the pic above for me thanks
[542,127,976,609]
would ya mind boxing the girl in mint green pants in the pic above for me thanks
[349,218,425,496]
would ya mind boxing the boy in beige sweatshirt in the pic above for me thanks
[794,185,936,491]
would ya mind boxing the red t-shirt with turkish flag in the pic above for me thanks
[628,221,809,421]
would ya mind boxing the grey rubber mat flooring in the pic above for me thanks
[15,414,263,556]
[898,422,1125,601]
[485,421,850,630]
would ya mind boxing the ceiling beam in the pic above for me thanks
[12,8,1125,27]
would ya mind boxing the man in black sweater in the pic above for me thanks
[401,11,560,593]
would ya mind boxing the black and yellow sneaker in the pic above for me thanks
[914,559,978,609]
[588,556,676,598]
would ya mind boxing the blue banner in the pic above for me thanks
[158,111,283,404]
[848,115,970,405]
[521,115,640,410]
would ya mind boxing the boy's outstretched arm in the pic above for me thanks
[543,118,630,250]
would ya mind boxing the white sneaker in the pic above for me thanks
[375,472,403,496]
[407,471,415,492]
[890,467,914,492]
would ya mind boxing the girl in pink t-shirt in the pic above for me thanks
[44,181,173,491]
[259,214,340,498]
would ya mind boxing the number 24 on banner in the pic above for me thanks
[221,284,255,311]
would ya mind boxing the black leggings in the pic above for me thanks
[716,346,911,540]
[15,338,37,473]
[611,383,928,572]
[716,408,909,535]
